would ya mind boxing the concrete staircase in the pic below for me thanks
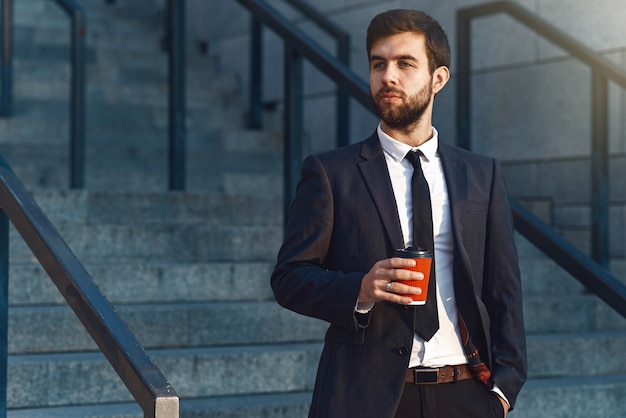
[3,1,321,416]
[513,237,626,417]
[1,1,625,417]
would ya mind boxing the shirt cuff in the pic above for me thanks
[355,301,374,313]
[490,384,510,411]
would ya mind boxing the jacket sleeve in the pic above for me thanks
[483,159,527,409]
[271,154,366,331]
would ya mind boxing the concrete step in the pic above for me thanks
[13,377,626,418]
[0,131,282,165]
[8,302,326,354]
[8,296,626,373]
[12,51,223,85]
[9,261,275,306]
[9,281,624,354]
[514,374,626,418]
[0,106,245,147]
[7,333,626,412]
[84,165,283,196]
[7,392,312,418]
[11,375,626,418]
[9,222,282,263]
[526,332,626,379]
[0,98,263,147]
[8,402,144,418]
[13,0,163,46]
[28,190,282,226]
[8,343,323,409]
[523,294,626,333]
[1,142,283,192]
[12,77,221,106]
[520,258,585,296]
[6,191,283,258]
[12,32,96,66]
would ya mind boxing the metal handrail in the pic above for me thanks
[166,0,186,191]
[0,0,12,117]
[510,198,626,318]
[234,0,626,319]
[235,0,370,217]
[247,0,351,147]
[0,0,86,188]
[456,0,626,268]
[0,151,179,416]
[102,0,187,191]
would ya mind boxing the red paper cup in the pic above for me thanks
[394,247,432,305]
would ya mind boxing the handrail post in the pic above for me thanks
[168,0,186,191]
[591,70,609,268]
[456,1,625,265]
[0,152,179,417]
[69,7,86,189]
[248,16,263,129]
[0,0,13,117]
[336,34,349,147]
[283,44,303,224]
[52,0,87,188]
[0,209,7,418]
[456,10,471,150]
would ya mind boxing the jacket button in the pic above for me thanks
[397,347,409,356]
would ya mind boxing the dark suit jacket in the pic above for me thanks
[271,132,527,418]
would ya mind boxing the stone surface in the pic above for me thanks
[3,0,626,416]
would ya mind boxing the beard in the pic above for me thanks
[371,81,433,130]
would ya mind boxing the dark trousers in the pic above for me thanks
[395,379,504,418]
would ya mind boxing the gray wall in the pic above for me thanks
[205,0,626,260]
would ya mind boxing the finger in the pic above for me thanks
[387,293,415,305]
[387,257,417,269]
[384,280,421,298]
[388,268,424,281]
[393,282,423,295]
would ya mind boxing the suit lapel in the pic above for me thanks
[357,134,405,252]
[439,143,468,237]
[438,144,474,286]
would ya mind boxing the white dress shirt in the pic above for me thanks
[376,124,467,368]
[363,125,509,408]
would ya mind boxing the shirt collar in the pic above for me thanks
[377,124,439,162]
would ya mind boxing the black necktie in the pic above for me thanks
[405,150,439,341]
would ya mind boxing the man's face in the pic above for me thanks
[369,32,436,130]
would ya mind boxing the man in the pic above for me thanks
[271,9,526,418]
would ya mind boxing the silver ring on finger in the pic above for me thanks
[386,280,393,292]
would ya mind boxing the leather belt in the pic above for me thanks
[405,364,472,385]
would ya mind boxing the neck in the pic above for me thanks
[381,117,433,147]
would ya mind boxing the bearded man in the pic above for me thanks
[271,9,527,418]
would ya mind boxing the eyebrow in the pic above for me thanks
[369,54,418,62]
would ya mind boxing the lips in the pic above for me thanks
[377,88,403,103]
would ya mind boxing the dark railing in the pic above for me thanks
[0,0,12,116]
[2,0,184,191]
[247,0,351,147]
[511,198,626,318]
[233,0,626,319]
[0,154,179,416]
[456,0,626,268]
[0,0,86,189]
[235,0,371,217]
[166,0,186,191]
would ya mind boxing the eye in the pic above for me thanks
[371,61,385,70]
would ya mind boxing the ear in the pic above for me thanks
[432,66,450,95]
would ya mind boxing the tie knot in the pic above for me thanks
[405,150,423,168]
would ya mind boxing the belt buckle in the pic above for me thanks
[413,368,439,384]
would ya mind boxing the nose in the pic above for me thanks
[381,65,398,85]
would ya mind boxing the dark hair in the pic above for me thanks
[366,9,451,73]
